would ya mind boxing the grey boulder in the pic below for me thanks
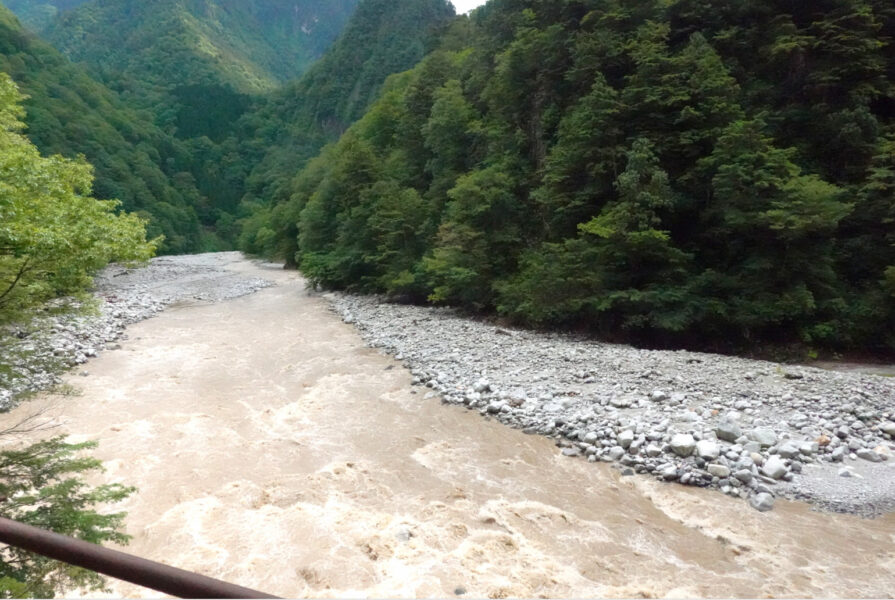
[715,420,743,443]
[749,492,775,512]
[777,441,801,459]
[749,428,778,447]
[856,448,883,463]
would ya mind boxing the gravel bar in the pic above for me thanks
[330,293,895,516]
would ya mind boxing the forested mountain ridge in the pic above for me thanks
[4,0,87,30]
[260,0,895,354]
[0,3,205,253]
[237,0,456,255]
[45,0,358,91]
[41,0,359,135]
[24,0,368,247]
[1,0,448,256]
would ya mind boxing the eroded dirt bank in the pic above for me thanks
[2,256,894,598]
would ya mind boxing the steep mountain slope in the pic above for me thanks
[0,3,203,252]
[263,0,457,138]
[4,0,87,30]
[42,0,359,136]
[238,0,455,255]
[261,0,895,353]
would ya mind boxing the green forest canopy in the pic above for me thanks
[31,0,365,249]
[248,0,895,354]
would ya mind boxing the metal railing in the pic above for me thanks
[0,517,278,598]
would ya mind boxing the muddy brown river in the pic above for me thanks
[3,259,894,597]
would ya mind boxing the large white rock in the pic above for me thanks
[856,448,884,463]
[763,455,787,480]
[473,378,491,393]
[617,429,635,449]
[799,441,819,455]
[669,433,696,457]
[610,396,633,408]
[649,390,669,402]
[696,439,721,460]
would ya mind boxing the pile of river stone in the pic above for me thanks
[0,253,271,410]
[330,294,895,513]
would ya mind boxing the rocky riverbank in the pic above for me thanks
[330,294,895,515]
[0,253,271,410]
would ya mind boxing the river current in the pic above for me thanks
[2,258,893,597]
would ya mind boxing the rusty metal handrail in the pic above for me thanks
[0,517,278,598]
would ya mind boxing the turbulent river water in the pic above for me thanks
[2,257,894,598]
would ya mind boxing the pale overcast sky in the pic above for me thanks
[452,0,488,14]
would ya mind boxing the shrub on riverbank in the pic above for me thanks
[0,72,157,327]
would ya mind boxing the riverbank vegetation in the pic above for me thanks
[0,72,156,327]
